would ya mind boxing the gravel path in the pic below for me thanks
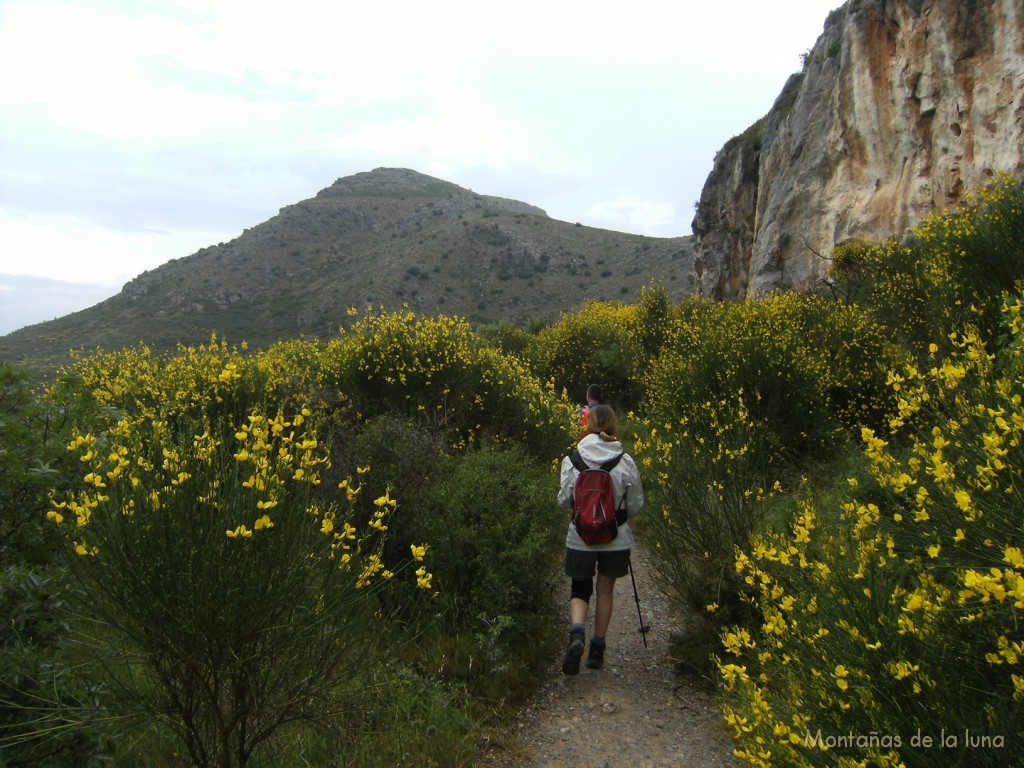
[480,542,740,767]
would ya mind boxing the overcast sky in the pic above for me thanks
[0,0,842,335]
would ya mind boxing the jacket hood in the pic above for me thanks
[575,434,625,466]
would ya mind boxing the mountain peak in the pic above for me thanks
[0,169,695,375]
[315,168,548,217]
[318,167,466,199]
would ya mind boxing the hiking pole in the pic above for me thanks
[628,554,648,648]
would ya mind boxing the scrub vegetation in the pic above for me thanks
[2,174,1023,767]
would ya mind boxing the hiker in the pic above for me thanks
[557,403,644,674]
[576,383,603,442]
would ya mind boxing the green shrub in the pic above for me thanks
[474,321,541,369]
[303,665,475,767]
[342,434,563,701]
[420,443,563,700]
[339,414,447,582]
[423,443,562,631]
[0,564,111,766]
[0,364,111,765]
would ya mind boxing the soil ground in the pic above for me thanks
[480,542,740,768]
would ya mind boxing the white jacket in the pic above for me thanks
[558,434,645,551]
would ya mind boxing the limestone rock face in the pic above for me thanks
[693,0,1024,299]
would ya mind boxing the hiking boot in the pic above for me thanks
[586,640,605,670]
[561,632,585,675]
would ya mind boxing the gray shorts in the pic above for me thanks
[565,548,630,580]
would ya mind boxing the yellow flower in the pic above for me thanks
[415,566,433,590]
[890,660,919,680]
[410,543,428,561]
[1005,547,1024,569]
[833,665,850,690]
[226,525,252,539]
[1013,674,1024,702]
[254,514,274,530]
[955,489,973,512]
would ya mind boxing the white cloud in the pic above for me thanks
[584,197,676,234]
[0,274,118,336]
[0,209,231,286]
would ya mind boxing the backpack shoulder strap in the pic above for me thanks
[599,452,624,472]
[570,450,623,472]
[568,450,589,473]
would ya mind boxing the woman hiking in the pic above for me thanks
[556,403,644,674]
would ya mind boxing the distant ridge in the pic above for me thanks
[0,168,695,375]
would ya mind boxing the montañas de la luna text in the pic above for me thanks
[805,729,1005,750]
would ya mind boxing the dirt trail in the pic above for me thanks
[481,542,740,767]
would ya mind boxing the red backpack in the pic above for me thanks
[578,405,593,442]
[569,450,625,545]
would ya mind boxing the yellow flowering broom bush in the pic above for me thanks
[534,284,673,409]
[638,293,906,672]
[321,307,574,457]
[635,394,781,673]
[647,292,905,461]
[850,173,1024,358]
[68,336,267,422]
[717,296,1024,766]
[65,334,343,428]
[47,398,431,767]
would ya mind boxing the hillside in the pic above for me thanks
[0,168,696,375]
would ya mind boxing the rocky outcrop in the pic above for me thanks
[693,0,1024,299]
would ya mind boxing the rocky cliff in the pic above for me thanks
[693,0,1024,299]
